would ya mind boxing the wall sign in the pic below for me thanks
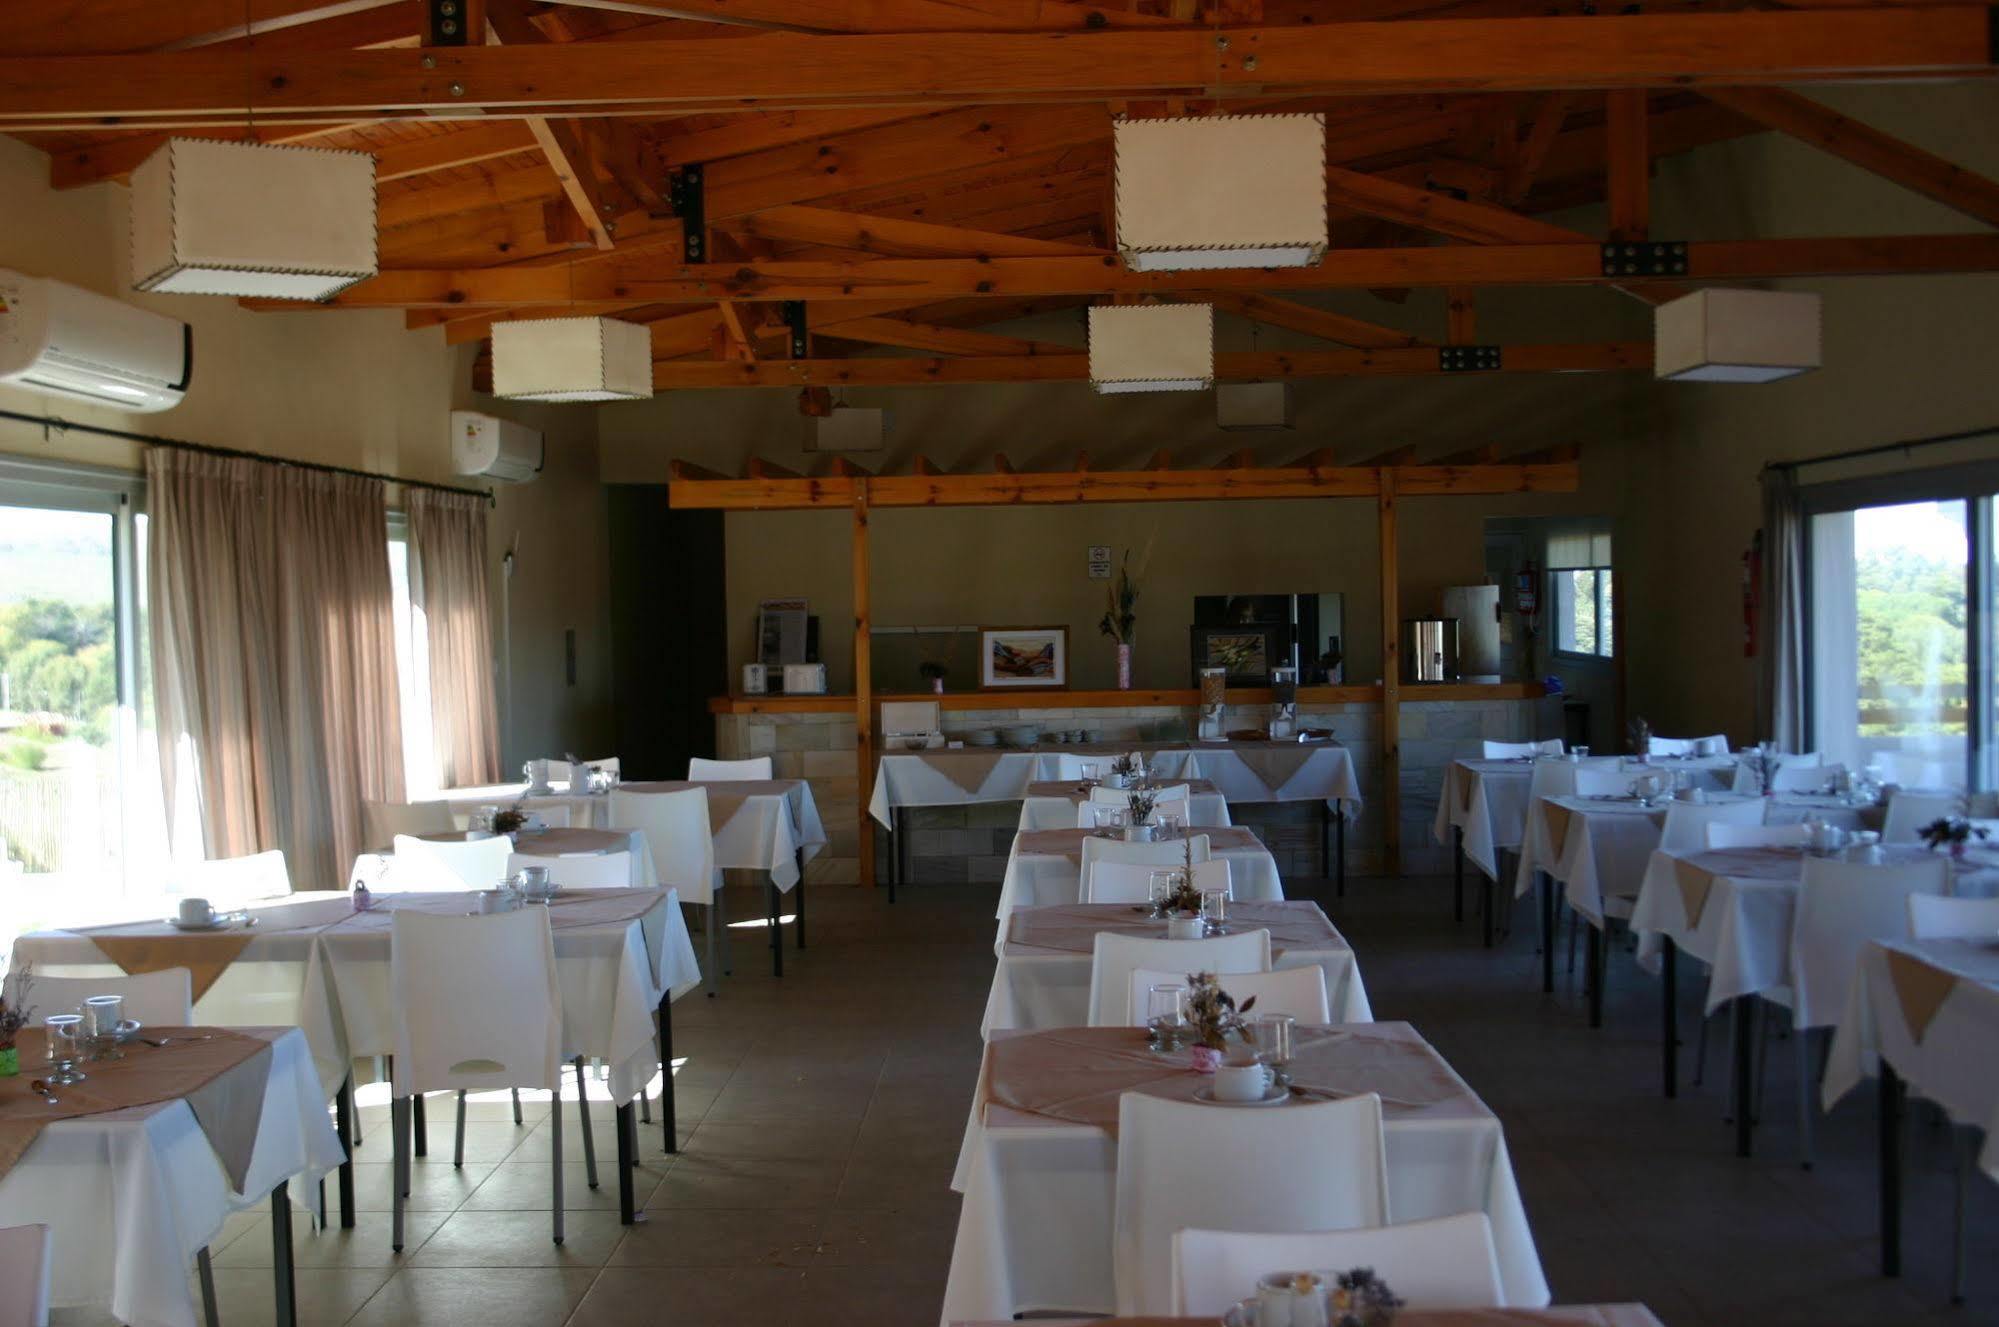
[1087,545,1113,579]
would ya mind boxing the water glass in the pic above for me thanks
[1574,746,1591,760]
[1251,1012,1296,1086]
[1146,983,1188,1051]
[1079,761,1100,786]
[1091,804,1119,834]
[472,804,499,833]
[82,994,125,1060]
[1199,887,1230,935]
[1157,811,1184,841]
[44,1014,85,1085]
[1148,869,1179,911]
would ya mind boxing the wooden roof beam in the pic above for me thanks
[1606,89,1650,241]
[733,205,1106,258]
[1215,450,1256,470]
[535,0,1184,32]
[1514,443,1582,465]
[823,317,1074,357]
[1356,446,1419,467]
[1197,291,1425,350]
[1501,92,1573,205]
[1,0,404,57]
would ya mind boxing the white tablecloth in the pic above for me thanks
[941,1022,1548,1322]
[13,888,702,1103]
[1630,846,1999,1012]
[1017,782,1233,833]
[980,901,1373,1036]
[0,1027,343,1327]
[994,829,1284,919]
[353,826,656,889]
[1823,938,1999,1180]
[1434,758,1544,883]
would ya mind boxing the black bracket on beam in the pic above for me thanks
[425,0,469,46]
[668,165,706,264]
[1439,345,1501,373]
[781,301,810,359]
[1601,241,1689,278]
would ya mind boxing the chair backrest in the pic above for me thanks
[1770,762,1845,794]
[1648,733,1728,756]
[1482,739,1563,759]
[1881,789,1967,843]
[1907,893,1999,941]
[688,756,773,781]
[363,800,457,847]
[1128,964,1328,1025]
[1087,929,1272,1026]
[170,849,292,905]
[1792,856,1950,1028]
[391,906,563,1096]
[1706,821,1810,850]
[1572,766,1637,797]
[510,851,634,889]
[19,969,195,1026]
[389,834,513,890]
[1115,1092,1388,1316]
[609,787,718,905]
[1658,798,1766,855]
[1172,1214,1503,1316]
[1089,783,1192,806]
[1079,835,1212,901]
[0,1223,52,1327]
[1085,858,1231,905]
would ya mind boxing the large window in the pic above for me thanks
[387,517,439,797]
[1549,529,1614,660]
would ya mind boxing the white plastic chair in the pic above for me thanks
[1087,783,1193,806]
[1085,857,1232,905]
[22,969,194,1026]
[688,756,773,781]
[170,849,292,905]
[1115,1092,1388,1315]
[1079,834,1212,902]
[1770,762,1845,794]
[1647,734,1729,757]
[1882,789,1967,843]
[1173,1214,1504,1316]
[1658,799,1765,855]
[1572,766,1638,797]
[1706,821,1810,850]
[389,907,566,1250]
[1128,964,1329,1024]
[1483,739,1563,758]
[611,786,727,995]
[389,834,513,890]
[363,800,457,847]
[0,1224,52,1327]
[1907,893,1999,940]
[510,851,634,889]
[1086,929,1272,1027]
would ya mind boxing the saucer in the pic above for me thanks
[166,916,233,932]
[1192,1084,1289,1107]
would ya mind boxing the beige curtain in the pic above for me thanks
[147,450,405,889]
[405,487,501,788]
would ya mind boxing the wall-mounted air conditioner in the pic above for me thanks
[451,410,544,482]
[0,269,192,413]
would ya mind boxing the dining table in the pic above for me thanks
[1017,779,1233,832]
[10,886,702,1226]
[0,1024,342,1327]
[353,825,655,889]
[1628,842,1999,1155]
[1822,937,1999,1281]
[980,900,1373,1037]
[941,1021,1549,1322]
[950,1310,1664,1327]
[993,826,1285,921]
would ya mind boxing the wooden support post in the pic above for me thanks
[853,480,875,890]
[1607,90,1650,241]
[1378,469,1402,876]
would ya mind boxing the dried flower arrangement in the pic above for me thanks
[1329,1268,1404,1327]
[0,965,35,1076]
[1126,788,1158,827]
[1184,971,1257,1052]
[1110,753,1140,779]
[1627,715,1651,759]
[1920,816,1988,856]
[491,795,529,836]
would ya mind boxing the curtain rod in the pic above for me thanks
[1764,424,1999,474]
[0,408,496,506]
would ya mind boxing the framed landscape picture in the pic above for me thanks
[980,626,1069,689]
[1190,623,1282,687]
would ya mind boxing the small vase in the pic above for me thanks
[1123,823,1156,843]
[1116,643,1133,691]
[1951,841,1968,860]
[930,677,944,695]
[0,1046,17,1078]
[1189,1045,1222,1074]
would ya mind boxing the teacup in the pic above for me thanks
[1258,1273,1327,1327]
[178,897,216,927]
[1676,786,1706,804]
[472,888,510,914]
[1212,1059,1270,1102]
[518,866,553,900]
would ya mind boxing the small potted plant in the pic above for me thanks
[0,966,34,1078]
[1124,788,1159,842]
[1920,816,1988,860]
[490,796,529,843]
[1183,971,1256,1073]
[918,660,948,696]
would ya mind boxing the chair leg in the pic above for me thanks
[1952,1125,1973,1305]
[550,1080,566,1246]
[413,1091,428,1158]
[391,1096,408,1253]
[718,884,733,976]
[704,898,719,997]
[1565,906,1578,976]
[640,1088,652,1126]
[574,1057,600,1190]
[454,1090,468,1169]
[512,1087,523,1126]
[1795,1024,1816,1170]
[196,1247,220,1327]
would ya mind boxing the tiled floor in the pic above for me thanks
[55,873,1997,1326]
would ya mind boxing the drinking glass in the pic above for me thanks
[44,1014,85,1085]
[1148,869,1179,912]
[82,994,124,1060]
[1199,887,1230,935]
[1079,761,1100,786]
[1092,804,1119,834]
[1157,811,1184,841]
[1146,983,1188,1051]
[472,804,499,833]
[1574,746,1590,760]
[1251,1012,1296,1087]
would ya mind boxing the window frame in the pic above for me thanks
[1551,564,1616,662]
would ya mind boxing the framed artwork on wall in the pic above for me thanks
[1189,623,1283,687]
[979,626,1069,689]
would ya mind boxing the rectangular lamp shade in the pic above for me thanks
[491,317,654,402]
[130,139,378,301]
[1114,114,1327,272]
[1655,288,1821,383]
[1088,304,1214,394]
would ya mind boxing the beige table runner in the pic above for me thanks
[1885,949,1962,1044]
[75,897,362,1000]
[1006,901,1341,956]
[1230,746,1320,794]
[1015,826,1264,864]
[986,1025,1463,1134]
[1542,801,1575,853]
[914,751,1011,795]
[1023,779,1220,804]
[0,1026,273,1188]
[1671,847,1801,929]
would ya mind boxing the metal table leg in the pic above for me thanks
[1880,1061,1904,1275]
[1734,995,1758,1158]
[616,1102,639,1225]
[335,1074,356,1229]
[656,992,676,1154]
[412,1090,427,1157]
[1481,873,1495,949]
[1335,809,1346,899]
[1540,873,1556,994]
[1586,922,1605,1028]
[794,848,806,949]
[1453,826,1465,924]
[768,879,783,977]
[271,1180,297,1327]
[1661,937,1678,1099]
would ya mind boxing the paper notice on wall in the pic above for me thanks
[1088,545,1113,579]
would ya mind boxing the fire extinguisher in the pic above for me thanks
[1743,534,1762,658]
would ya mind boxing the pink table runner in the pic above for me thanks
[1015,826,1264,864]
[1004,900,1341,957]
